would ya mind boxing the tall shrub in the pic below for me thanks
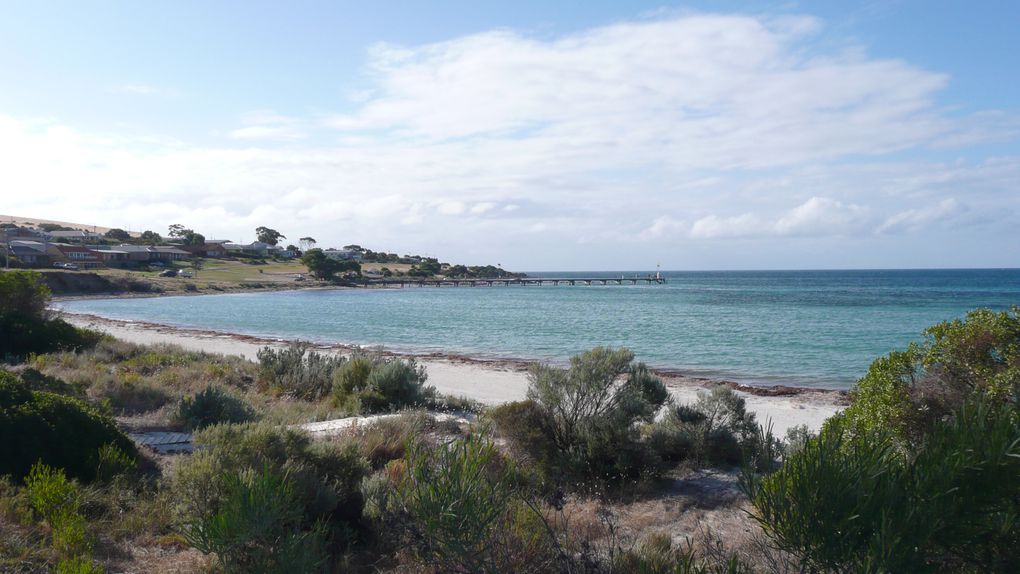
[0,371,136,482]
[523,347,669,484]
[744,400,1020,572]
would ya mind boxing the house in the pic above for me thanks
[46,230,103,243]
[222,241,284,257]
[108,245,191,262]
[181,242,228,258]
[50,243,102,268]
[6,240,51,266]
[323,248,363,262]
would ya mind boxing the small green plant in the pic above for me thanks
[397,434,550,573]
[95,443,137,482]
[180,467,327,574]
[174,385,254,431]
[172,422,368,563]
[55,556,105,574]
[25,463,93,560]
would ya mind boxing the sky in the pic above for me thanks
[1,1,1018,271]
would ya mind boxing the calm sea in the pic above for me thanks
[59,269,1020,389]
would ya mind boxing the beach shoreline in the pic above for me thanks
[61,311,847,434]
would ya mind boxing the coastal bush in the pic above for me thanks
[649,386,776,469]
[174,385,254,431]
[0,271,102,359]
[179,466,328,573]
[395,434,560,573]
[744,399,1020,572]
[256,343,346,400]
[839,306,1020,444]
[331,354,434,413]
[172,422,369,560]
[516,347,670,486]
[25,463,95,565]
[0,371,136,482]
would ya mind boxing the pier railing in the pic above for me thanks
[359,276,667,288]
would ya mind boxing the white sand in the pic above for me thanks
[64,314,843,435]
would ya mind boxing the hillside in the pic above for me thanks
[0,214,141,237]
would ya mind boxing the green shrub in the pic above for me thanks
[25,463,92,559]
[744,400,1020,572]
[180,466,327,574]
[94,443,136,483]
[649,386,775,470]
[0,371,136,482]
[0,271,102,359]
[174,385,254,431]
[396,434,557,573]
[55,556,105,574]
[172,422,369,559]
[257,343,346,400]
[331,354,434,414]
[510,347,670,486]
[840,306,1020,444]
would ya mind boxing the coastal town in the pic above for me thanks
[1,219,362,270]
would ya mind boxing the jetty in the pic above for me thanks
[361,274,667,288]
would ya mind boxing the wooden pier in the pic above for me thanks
[361,276,667,288]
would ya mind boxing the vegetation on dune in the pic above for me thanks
[8,268,1020,572]
[0,271,102,359]
[0,370,136,483]
[743,306,1020,572]
[489,347,776,490]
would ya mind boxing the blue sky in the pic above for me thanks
[2,1,1018,270]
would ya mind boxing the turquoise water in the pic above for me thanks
[59,269,1020,389]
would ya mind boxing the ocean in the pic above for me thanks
[58,269,1020,389]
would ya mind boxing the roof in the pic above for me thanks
[8,240,47,252]
[112,245,191,255]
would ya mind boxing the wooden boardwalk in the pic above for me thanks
[362,276,667,288]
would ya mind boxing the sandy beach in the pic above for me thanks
[62,313,845,435]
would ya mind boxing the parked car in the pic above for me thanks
[63,263,79,270]
[294,274,305,281]
[159,269,178,277]
[180,270,193,278]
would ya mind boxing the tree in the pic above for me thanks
[168,224,204,245]
[140,230,162,244]
[300,249,360,280]
[167,224,188,238]
[104,228,131,241]
[255,227,285,246]
[299,237,316,250]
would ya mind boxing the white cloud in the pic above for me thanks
[689,213,764,239]
[2,11,1019,269]
[229,111,305,141]
[879,198,962,234]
